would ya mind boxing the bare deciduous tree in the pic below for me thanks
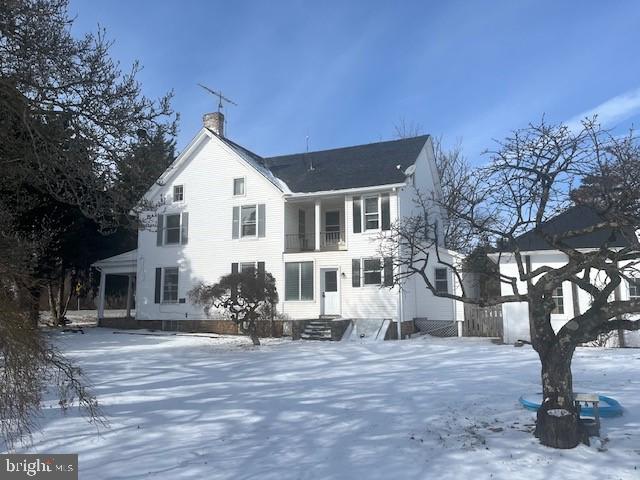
[382,118,640,449]
[0,0,175,447]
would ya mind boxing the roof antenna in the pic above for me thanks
[305,135,314,171]
[197,83,238,113]
[198,84,237,137]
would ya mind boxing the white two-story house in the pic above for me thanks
[93,111,463,334]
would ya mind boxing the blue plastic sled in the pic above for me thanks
[519,393,623,418]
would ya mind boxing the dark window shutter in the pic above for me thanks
[353,197,362,233]
[156,214,164,246]
[352,259,361,288]
[154,268,162,303]
[232,206,239,239]
[381,194,390,231]
[231,263,238,300]
[383,258,393,286]
[181,212,189,244]
[257,261,265,281]
[258,204,266,237]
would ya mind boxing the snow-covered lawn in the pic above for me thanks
[11,328,640,479]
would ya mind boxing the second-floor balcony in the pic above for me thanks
[285,229,346,252]
[284,195,347,253]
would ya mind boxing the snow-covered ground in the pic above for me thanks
[10,328,640,479]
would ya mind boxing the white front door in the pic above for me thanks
[321,268,340,316]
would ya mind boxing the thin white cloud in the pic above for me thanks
[566,86,640,131]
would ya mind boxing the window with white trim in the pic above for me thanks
[232,204,265,239]
[354,194,391,233]
[240,262,257,276]
[233,177,245,196]
[629,278,640,300]
[363,258,382,285]
[435,268,449,293]
[173,185,184,202]
[551,286,564,314]
[241,205,256,237]
[162,267,179,303]
[285,261,313,301]
[364,196,379,230]
[165,214,181,244]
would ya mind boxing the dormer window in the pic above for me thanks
[233,177,245,196]
[173,185,184,202]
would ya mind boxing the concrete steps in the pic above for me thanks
[301,319,333,341]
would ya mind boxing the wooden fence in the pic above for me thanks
[463,304,503,338]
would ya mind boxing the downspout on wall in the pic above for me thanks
[395,186,403,340]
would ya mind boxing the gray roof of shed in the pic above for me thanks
[514,205,634,251]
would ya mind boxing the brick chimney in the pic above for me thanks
[203,111,224,137]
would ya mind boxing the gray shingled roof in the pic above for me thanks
[264,135,429,193]
[211,130,428,193]
[514,205,634,251]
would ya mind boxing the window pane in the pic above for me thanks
[364,258,382,285]
[285,263,300,301]
[234,178,245,195]
[301,262,314,300]
[173,185,183,202]
[240,263,256,275]
[365,197,378,214]
[630,279,640,299]
[166,214,180,228]
[552,286,564,314]
[163,267,179,303]
[365,216,379,230]
[325,211,340,231]
[165,214,181,244]
[241,205,256,237]
[364,272,382,285]
[324,270,337,292]
[363,258,381,271]
[435,268,448,293]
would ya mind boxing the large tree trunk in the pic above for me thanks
[534,343,586,448]
[529,296,586,449]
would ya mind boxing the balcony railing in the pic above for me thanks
[285,233,314,252]
[285,230,346,252]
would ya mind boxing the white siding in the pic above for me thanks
[282,192,399,320]
[136,133,286,321]
[134,131,460,325]
[396,137,462,324]
[499,252,640,346]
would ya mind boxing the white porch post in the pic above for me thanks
[125,274,133,318]
[97,269,106,321]
[314,199,321,251]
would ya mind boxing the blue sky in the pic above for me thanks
[69,0,640,163]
